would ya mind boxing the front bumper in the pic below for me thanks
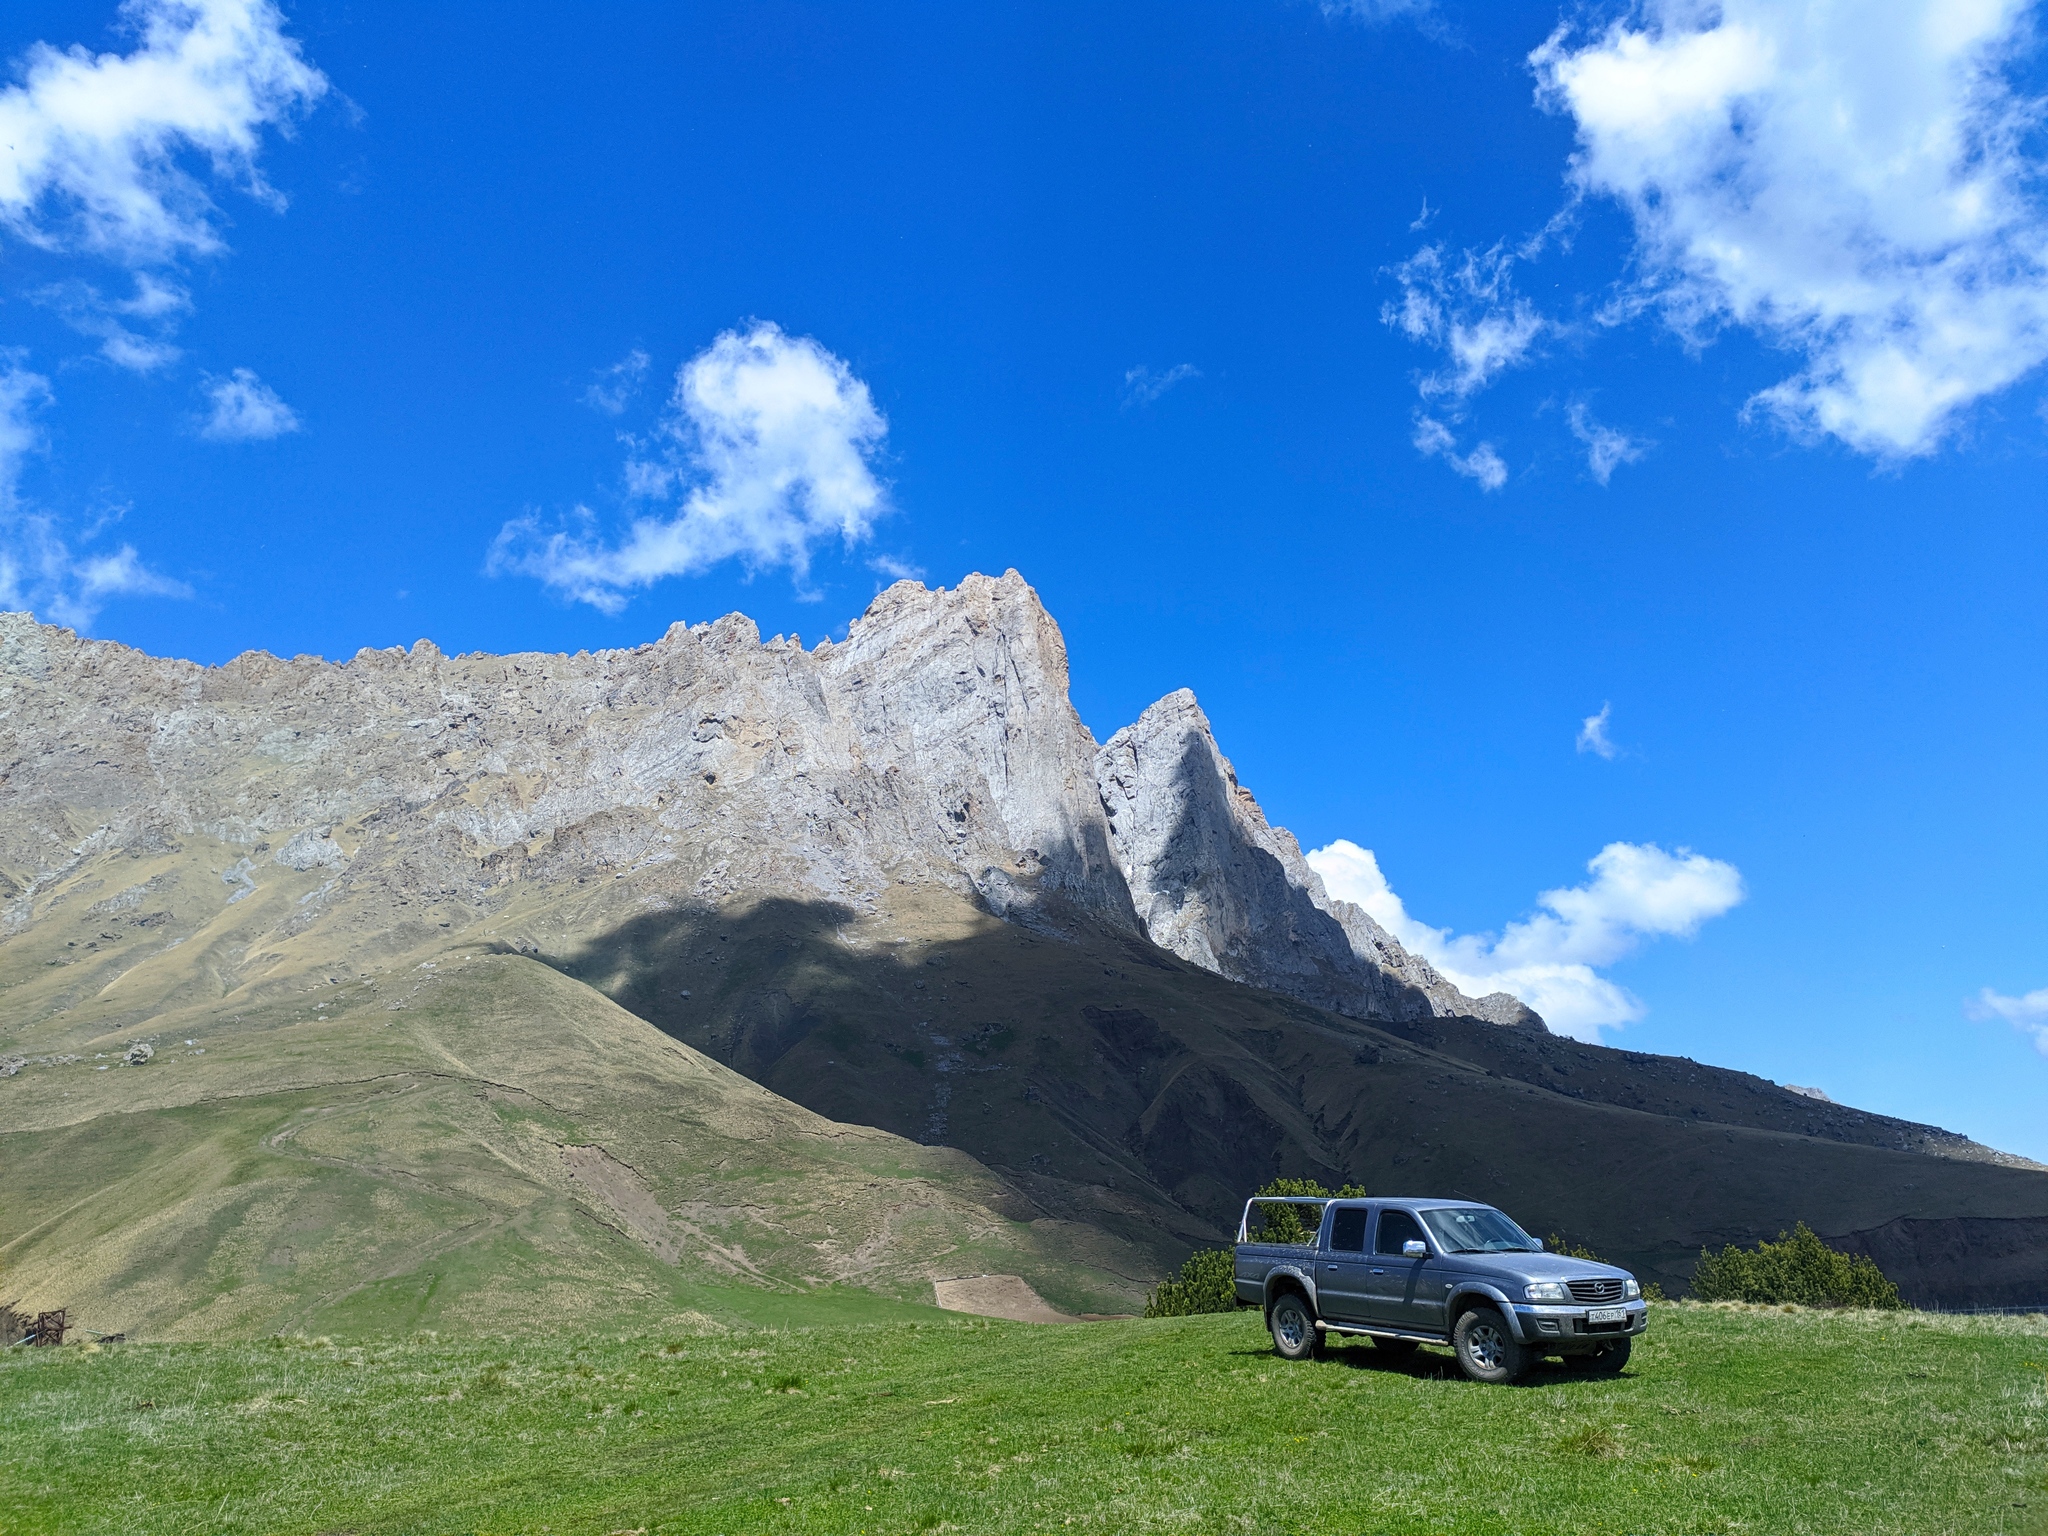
[1511,1301,1649,1346]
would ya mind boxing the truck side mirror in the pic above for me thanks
[1403,1239,1427,1258]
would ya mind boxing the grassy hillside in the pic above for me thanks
[2,1303,2043,1535]
[570,883,2048,1301]
[0,937,1157,1337]
[7,830,2047,1328]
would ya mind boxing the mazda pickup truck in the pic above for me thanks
[1233,1195,1647,1383]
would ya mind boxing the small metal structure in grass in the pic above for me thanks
[3,1306,68,1346]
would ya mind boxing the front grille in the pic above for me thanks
[1568,1278,1624,1304]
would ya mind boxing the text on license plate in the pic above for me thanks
[1587,1307,1627,1325]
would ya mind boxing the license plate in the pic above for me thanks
[1587,1307,1627,1325]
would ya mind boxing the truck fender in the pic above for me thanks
[1447,1283,1528,1340]
[1261,1265,1318,1322]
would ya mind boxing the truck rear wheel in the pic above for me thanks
[1268,1294,1319,1361]
[1453,1305,1531,1384]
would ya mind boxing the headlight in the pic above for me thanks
[1624,1279,1641,1299]
[1524,1281,1567,1302]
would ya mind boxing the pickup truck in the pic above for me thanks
[1233,1194,1647,1383]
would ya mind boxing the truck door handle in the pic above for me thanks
[1370,1267,1385,1275]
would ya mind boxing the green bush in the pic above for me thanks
[1143,1247,1237,1317]
[1247,1177,1365,1246]
[1144,1179,1370,1317]
[1691,1223,1904,1309]
[1547,1232,1605,1261]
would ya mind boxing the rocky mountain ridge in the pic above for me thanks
[0,571,1506,1034]
[5,570,2045,1322]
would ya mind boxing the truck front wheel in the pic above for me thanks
[1574,1338,1632,1376]
[1268,1295,1319,1361]
[1452,1306,1531,1384]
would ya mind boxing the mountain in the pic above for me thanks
[3,572,2043,1328]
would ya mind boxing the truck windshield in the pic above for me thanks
[1419,1206,1541,1254]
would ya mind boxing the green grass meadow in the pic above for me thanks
[3,1302,2045,1536]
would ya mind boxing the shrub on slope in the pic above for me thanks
[1692,1223,1903,1309]
[1145,1179,1367,1317]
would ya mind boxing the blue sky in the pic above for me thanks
[3,0,2045,1157]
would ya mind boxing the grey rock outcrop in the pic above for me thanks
[0,570,1529,1028]
[1094,689,1540,1028]
[0,573,1127,934]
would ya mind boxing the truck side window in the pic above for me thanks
[1375,1209,1426,1256]
[1329,1207,1367,1252]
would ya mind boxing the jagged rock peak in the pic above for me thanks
[1095,687,1545,1030]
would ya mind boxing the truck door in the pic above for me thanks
[1358,1208,1438,1332]
[1314,1204,1372,1322]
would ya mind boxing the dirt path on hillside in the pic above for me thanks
[931,1274,1078,1323]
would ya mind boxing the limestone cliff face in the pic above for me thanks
[1093,689,1537,1027]
[0,571,1517,1027]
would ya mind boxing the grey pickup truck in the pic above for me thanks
[1234,1194,1647,1384]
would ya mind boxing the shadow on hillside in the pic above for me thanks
[536,885,2048,1311]
[540,890,1317,1258]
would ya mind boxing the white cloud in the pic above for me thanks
[585,348,650,415]
[0,3,320,620]
[0,362,185,625]
[1567,401,1647,484]
[1321,0,1450,41]
[1307,838,1745,1040]
[1967,986,2048,1056]
[0,364,47,489]
[0,0,327,263]
[1532,0,2048,458]
[35,274,192,371]
[1385,244,1548,402]
[492,322,889,613]
[1577,701,1618,759]
[1413,414,1508,490]
[1322,0,1434,17]
[199,366,298,440]
[1122,363,1201,407]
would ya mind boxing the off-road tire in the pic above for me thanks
[1578,1338,1632,1376]
[1371,1336,1420,1360]
[1453,1305,1531,1384]
[1268,1295,1319,1361]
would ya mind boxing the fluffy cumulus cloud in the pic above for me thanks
[1967,986,2048,1055]
[1533,0,2048,457]
[0,0,327,262]
[1307,838,1745,1040]
[0,363,185,626]
[0,1,323,621]
[198,366,297,440]
[492,322,889,612]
